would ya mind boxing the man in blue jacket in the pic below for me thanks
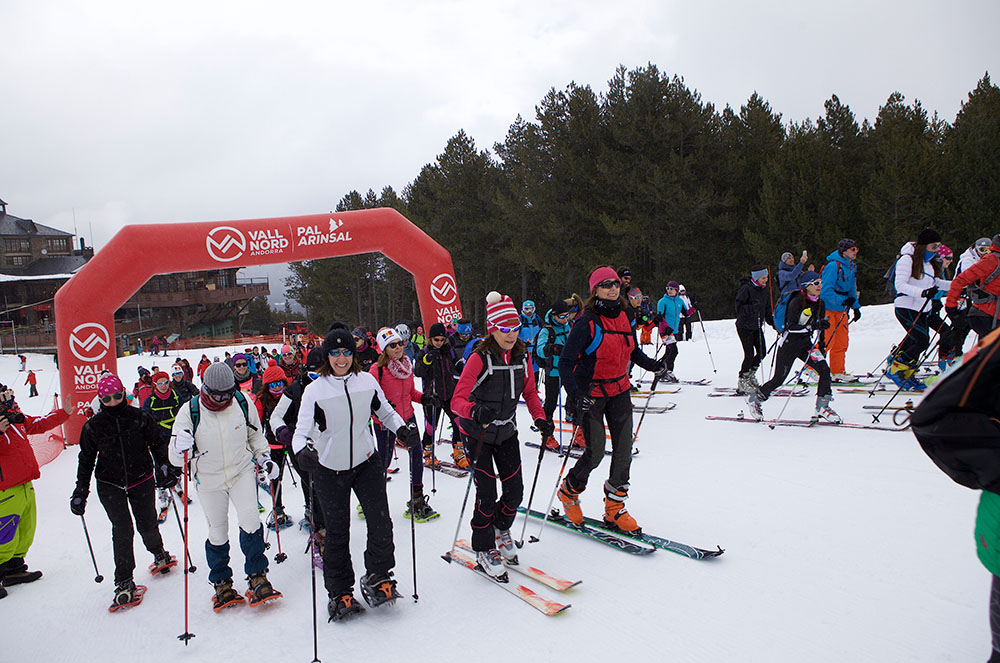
[820,239,862,381]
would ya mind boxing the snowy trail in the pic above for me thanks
[0,304,989,662]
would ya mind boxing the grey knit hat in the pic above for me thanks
[202,362,235,392]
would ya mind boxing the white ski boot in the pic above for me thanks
[494,528,519,566]
[475,549,509,582]
[814,395,842,424]
[746,390,764,421]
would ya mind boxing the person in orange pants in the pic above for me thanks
[820,239,861,380]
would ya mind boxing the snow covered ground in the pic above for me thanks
[1,304,989,662]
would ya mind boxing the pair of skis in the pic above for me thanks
[705,414,907,432]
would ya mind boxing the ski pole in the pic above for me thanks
[872,323,941,423]
[531,419,581,544]
[768,314,846,429]
[168,492,196,573]
[308,479,320,663]
[429,405,444,495]
[79,514,104,583]
[448,429,486,556]
[268,480,287,564]
[516,374,560,548]
[633,375,660,444]
[695,309,717,373]
[178,449,194,645]
[407,436,418,603]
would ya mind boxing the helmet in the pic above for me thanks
[975,237,992,255]
[394,323,411,343]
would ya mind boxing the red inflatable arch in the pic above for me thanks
[54,208,463,443]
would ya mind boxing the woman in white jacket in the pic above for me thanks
[292,323,420,622]
[170,362,280,611]
[888,228,952,390]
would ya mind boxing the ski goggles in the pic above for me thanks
[328,348,353,357]
[267,380,287,390]
[205,386,236,403]
[595,279,621,289]
[553,312,571,320]
[802,277,822,287]
[100,391,125,404]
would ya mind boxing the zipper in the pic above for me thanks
[342,377,355,468]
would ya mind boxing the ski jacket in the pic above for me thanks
[170,378,199,403]
[894,242,951,312]
[279,358,301,384]
[734,277,774,330]
[782,292,828,352]
[168,396,269,492]
[370,360,423,422]
[133,378,153,409]
[559,305,660,400]
[77,405,165,494]
[413,344,459,402]
[777,261,805,297]
[142,387,183,439]
[451,346,545,446]
[655,293,687,334]
[197,358,211,380]
[958,246,982,276]
[820,250,860,313]
[0,409,69,491]
[24,372,36,386]
[945,250,1000,321]
[181,363,195,383]
[534,309,572,376]
[518,313,543,348]
[292,372,405,471]
[233,370,262,395]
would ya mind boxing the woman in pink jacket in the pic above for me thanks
[370,327,438,521]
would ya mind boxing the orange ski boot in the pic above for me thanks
[603,484,641,534]
[558,479,584,525]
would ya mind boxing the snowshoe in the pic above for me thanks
[212,579,245,612]
[109,580,146,612]
[404,495,440,522]
[245,571,282,607]
[298,507,312,532]
[746,390,764,422]
[495,528,519,566]
[267,509,294,531]
[359,571,401,608]
[475,549,509,583]
[148,550,177,575]
[328,592,364,622]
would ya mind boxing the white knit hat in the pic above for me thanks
[375,327,404,353]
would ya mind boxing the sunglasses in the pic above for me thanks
[205,387,236,403]
[154,380,170,387]
[267,380,287,390]
[978,247,991,255]
[596,279,620,289]
[554,312,570,319]
[496,324,522,334]
[430,337,447,343]
[100,392,125,404]
[802,279,822,288]
[328,348,353,357]
[386,341,405,349]
[233,362,247,368]
[307,371,321,381]
[282,352,294,357]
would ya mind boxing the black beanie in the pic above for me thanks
[428,322,447,338]
[322,322,354,357]
[304,347,326,370]
[916,228,942,245]
[550,299,571,316]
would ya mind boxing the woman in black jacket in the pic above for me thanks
[413,322,468,469]
[71,374,175,608]
[734,266,775,394]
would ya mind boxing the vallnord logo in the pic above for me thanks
[206,226,246,262]
[69,322,110,362]
[430,273,458,305]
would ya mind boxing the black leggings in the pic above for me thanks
[470,432,523,551]
[759,334,831,399]
[737,326,766,376]
[894,308,950,364]
[543,372,569,421]
[96,475,164,584]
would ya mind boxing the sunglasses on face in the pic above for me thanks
[496,324,522,334]
[282,352,294,357]
[307,371,321,381]
[596,279,620,289]
[154,380,169,387]
[430,337,447,343]
[803,279,822,288]
[233,362,247,368]
[328,349,353,357]
[386,341,405,349]
[100,392,125,404]
[554,312,570,320]
[267,381,286,390]
[205,387,236,403]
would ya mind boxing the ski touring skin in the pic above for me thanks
[710,388,808,398]
[631,403,677,414]
[454,540,582,592]
[517,507,656,555]
[441,548,571,616]
[704,414,908,432]
[577,516,724,560]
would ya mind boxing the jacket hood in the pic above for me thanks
[826,249,851,265]
[899,241,915,257]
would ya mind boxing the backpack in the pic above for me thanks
[883,256,901,299]
[910,328,1000,491]
[964,255,1000,307]
[189,390,255,434]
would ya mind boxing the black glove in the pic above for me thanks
[470,403,498,426]
[945,306,961,322]
[395,422,420,449]
[842,296,856,308]
[577,395,595,417]
[852,308,861,323]
[424,348,440,362]
[813,318,831,330]
[295,444,320,474]
[70,488,88,516]
[423,393,442,409]
[654,362,672,381]
[921,287,938,298]
[535,418,555,439]
[156,463,179,489]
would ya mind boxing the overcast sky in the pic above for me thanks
[2,1,997,305]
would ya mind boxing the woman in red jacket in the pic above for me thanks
[370,327,437,521]
[0,388,72,598]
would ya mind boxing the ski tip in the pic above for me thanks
[441,552,453,563]
[528,536,539,544]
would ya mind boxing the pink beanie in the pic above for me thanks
[485,291,520,333]
[97,375,125,398]
[588,266,620,293]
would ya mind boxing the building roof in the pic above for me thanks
[0,212,73,237]
[0,272,74,283]
[19,255,88,276]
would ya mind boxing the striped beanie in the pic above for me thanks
[485,291,519,333]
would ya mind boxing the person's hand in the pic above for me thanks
[295,445,320,474]
[395,422,420,449]
[156,463,178,489]
[800,251,808,264]
[852,308,862,323]
[814,318,831,330]
[945,306,962,322]
[173,430,194,455]
[552,344,564,356]
[842,296,856,308]
[577,395,595,416]
[257,455,280,481]
[921,287,938,299]
[275,425,293,448]
[423,393,442,409]
[70,488,88,516]
[63,395,75,415]
[470,403,498,426]
[0,416,9,434]
[655,363,672,381]
[535,418,555,439]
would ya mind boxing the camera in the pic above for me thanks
[0,410,25,424]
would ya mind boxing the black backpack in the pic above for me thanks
[911,328,1000,491]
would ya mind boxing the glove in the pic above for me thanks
[535,418,555,439]
[852,308,861,322]
[945,306,962,322]
[577,395,595,417]
[423,348,440,363]
[294,445,320,474]
[70,488,88,516]
[470,403,498,426]
[395,422,420,449]
[156,463,178,489]
[813,318,831,331]
[423,393,442,409]
[921,287,938,299]
[654,363,672,381]
[842,296,856,308]
[257,455,280,482]
[173,429,194,455]
[275,425,293,449]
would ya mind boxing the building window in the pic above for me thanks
[6,255,30,266]
[46,238,69,253]
[4,239,30,253]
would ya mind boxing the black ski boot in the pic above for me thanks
[328,592,364,621]
[359,570,401,608]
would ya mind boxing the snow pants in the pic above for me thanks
[374,416,423,488]
[96,475,165,584]
[470,432,523,552]
[759,334,831,399]
[205,526,267,584]
[196,468,263,547]
[422,402,460,447]
[823,310,851,375]
[0,481,37,569]
[313,455,394,597]
[737,326,766,377]
[566,390,634,494]
[543,371,569,422]
[894,308,950,365]
[662,342,678,372]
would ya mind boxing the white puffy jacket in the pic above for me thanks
[893,242,951,312]
[292,371,404,471]
[168,395,269,491]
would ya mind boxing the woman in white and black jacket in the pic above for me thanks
[292,323,420,621]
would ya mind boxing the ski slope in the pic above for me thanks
[0,304,988,662]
